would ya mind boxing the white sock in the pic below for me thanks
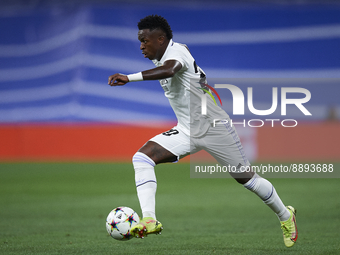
[132,152,157,220]
[243,173,290,221]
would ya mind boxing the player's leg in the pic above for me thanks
[131,127,191,238]
[242,171,291,221]
[139,140,178,164]
[242,171,298,247]
[133,141,176,220]
[201,124,297,247]
[131,141,175,238]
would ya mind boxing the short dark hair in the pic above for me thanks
[138,15,173,40]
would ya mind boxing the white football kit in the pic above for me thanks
[150,39,250,168]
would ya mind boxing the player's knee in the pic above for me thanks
[234,177,251,185]
[132,152,156,170]
[230,170,254,184]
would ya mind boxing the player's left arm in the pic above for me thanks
[108,60,182,86]
[142,60,182,80]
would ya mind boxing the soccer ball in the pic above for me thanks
[106,206,140,241]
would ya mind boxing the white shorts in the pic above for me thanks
[149,124,250,168]
[149,126,192,161]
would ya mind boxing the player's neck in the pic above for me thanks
[156,39,171,61]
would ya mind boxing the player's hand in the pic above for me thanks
[108,73,129,86]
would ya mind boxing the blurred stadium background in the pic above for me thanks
[1,1,340,254]
[0,0,339,163]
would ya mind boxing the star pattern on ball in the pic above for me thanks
[122,231,132,240]
[126,214,137,227]
[109,220,119,231]
[113,207,123,213]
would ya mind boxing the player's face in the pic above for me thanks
[138,29,165,61]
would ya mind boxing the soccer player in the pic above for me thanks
[108,15,298,247]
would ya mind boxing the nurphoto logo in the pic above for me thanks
[200,84,312,127]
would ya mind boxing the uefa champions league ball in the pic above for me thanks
[106,207,140,241]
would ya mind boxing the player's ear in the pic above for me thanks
[158,35,166,45]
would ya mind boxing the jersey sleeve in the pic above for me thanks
[163,45,190,72]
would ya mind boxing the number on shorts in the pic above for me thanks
[162,129,179,136]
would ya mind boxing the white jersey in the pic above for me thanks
[152,39,229,137]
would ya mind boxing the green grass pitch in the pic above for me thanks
[0,162,339,255]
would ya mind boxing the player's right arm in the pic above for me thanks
[108,60,182,86]
[107,73,129,86]
[141,60,182,80]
